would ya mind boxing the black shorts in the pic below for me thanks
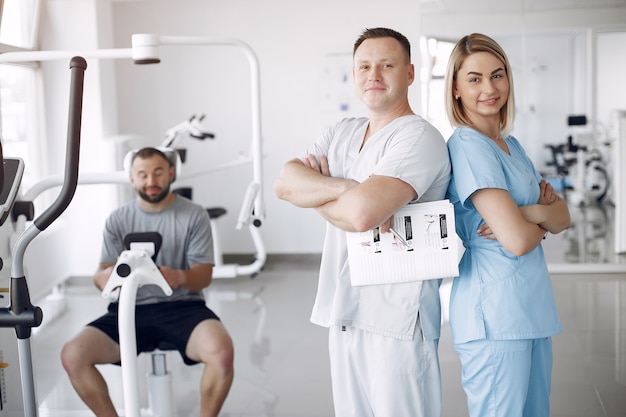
[88,300,220,365]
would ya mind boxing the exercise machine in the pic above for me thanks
[102,232,176,417]
[97,231,274,417]
[0,56,87,417]
[544,115,610,206]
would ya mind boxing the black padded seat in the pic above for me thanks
[207,207,227,219]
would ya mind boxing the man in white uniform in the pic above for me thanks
[275,27,451,417]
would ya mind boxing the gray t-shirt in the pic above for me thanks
[101,195,214,305]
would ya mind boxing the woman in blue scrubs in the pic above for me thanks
[444,33,571,417]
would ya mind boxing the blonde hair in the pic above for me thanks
[444,33,515,137]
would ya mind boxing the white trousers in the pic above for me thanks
[328,323,442,417]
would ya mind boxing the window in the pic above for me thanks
[0,0,40,49]
[0,64,38,189]
[421,36,455,140]
[0,0,42,190]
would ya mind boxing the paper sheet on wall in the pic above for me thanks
[347,199,460,286]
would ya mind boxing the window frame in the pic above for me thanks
[0,0,44,191]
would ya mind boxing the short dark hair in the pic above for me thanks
[131,147,172,167]
[353,27,411,63]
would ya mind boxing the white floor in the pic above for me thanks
[2,202,626,416]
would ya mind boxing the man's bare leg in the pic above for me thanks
[61,326,121,417]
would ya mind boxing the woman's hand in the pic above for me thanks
[538,179,558,205]
[477,223,496,240]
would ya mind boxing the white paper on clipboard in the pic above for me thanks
[347,199,460,286]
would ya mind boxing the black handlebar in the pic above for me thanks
[34,56,87,231]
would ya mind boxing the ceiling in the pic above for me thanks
[420,0,626,14]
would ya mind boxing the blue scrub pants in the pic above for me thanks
[328,324,442,417]
[454,337,553,417]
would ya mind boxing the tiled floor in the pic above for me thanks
[3,203,626,416]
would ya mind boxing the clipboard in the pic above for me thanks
[346,199,460,286]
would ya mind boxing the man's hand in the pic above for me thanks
[379,215,394,233]
[303,154,330,176]
[159,263,212,292]
[159,265,182,289]
[275,157,355,208]
[94,264,115,291]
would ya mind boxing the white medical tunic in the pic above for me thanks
[446,127,562,344]
[303,115,451,341]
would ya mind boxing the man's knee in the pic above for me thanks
[61,327,120,375]
[191,322,235,374]
[61,339,85,376]
[207,335,234,375]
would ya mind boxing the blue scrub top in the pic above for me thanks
[446,127,562,344]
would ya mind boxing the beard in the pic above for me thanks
[137,184,170,204]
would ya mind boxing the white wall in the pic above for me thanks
[499,30,587,169]
[421,7,626,38]
[596,31,626,139]
[597,31,626,253]
[110,0,422,254]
